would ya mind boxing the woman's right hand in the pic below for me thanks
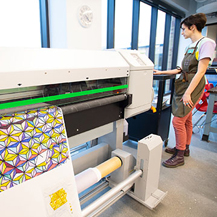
[153,69,162,75]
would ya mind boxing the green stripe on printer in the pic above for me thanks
[0,85,128,110]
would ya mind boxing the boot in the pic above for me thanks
[162,149,185,168]
[185,145,190,156]
[165,146,190,157]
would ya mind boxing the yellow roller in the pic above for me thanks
[96,156,122,178]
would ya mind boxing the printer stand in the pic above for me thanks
[127,74,175,146]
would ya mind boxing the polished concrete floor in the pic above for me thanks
[98,112,217,217]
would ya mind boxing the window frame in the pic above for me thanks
[107,0,115,49]
[107,0,183,69]
[131,0,140,50]
[107,0,183,95]
[39,0,50,48]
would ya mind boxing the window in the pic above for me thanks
[106,0,182,107]
[0,0,41,47]
[107,0,181,71]
[154,10,166,70]
[138,2,151,56]
[114,0,133,49]
[167,16,176,70]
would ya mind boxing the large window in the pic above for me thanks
[107,0,181,72]
[138,2,151,56]
[114,0,133,49]
[155,10,166,70]
[136,1,181,100]
[0,0,41,47]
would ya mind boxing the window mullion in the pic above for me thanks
[107,0,115,49]
[39,0,50,48]
[162,13,171,70]
[171,17,181,69]
[149,6,158,62]
[131,0,140,50]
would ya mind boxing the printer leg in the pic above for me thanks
[128,134,167,209]
[98,119,124,153]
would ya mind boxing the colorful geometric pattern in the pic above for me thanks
[0,106,69,192]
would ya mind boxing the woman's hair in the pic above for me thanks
[180,13,207,32]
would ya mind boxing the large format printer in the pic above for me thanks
[0,47,167,217]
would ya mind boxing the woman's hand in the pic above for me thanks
[153,68,180,75]
[181,93,193,108]
[153,69,162,75]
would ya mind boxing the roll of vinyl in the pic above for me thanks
[75,168,101,194]
[75,157,122,194]
[96,156,122,178]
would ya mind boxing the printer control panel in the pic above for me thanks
[131,53,146,66]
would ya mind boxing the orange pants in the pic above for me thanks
[172,112,193,150]
[172,91,204,150]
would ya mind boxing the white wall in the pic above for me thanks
[0,0,41,48]
[48,0,102,50]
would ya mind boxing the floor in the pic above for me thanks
[98,111,217,217]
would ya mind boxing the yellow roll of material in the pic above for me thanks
[96,156,122,178]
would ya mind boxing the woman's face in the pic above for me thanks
[181,24,193,39]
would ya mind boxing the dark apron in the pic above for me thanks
[172,38,205,117]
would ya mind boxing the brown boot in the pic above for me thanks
[165,146,190,157]
[162,149,185,168]
[185,145,190,156]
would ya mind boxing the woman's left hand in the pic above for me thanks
[181,93,193,108]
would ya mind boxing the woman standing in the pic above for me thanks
[154,13,216,168]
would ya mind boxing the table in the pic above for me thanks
[202,86,217,141]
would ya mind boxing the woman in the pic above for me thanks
[154,13,216,168]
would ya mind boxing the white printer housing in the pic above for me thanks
[119,50,154,119]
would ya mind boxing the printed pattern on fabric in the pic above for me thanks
[0,106,69,192]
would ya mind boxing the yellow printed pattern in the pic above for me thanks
[49,188,68,210]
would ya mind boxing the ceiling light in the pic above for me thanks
[196,1,217,14]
